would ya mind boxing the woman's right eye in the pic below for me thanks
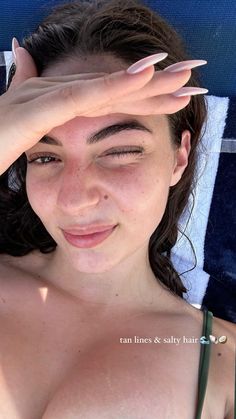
[27,156,59,165]
[27,148,144,165]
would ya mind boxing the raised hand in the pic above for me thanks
[0,45,205,175]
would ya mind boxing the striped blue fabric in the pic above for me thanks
[169,94,236,322]
[144,0,236,97]
[202,97,236,322]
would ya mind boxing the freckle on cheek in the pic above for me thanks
[104,195,108,200]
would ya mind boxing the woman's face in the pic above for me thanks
[25,54,191,274]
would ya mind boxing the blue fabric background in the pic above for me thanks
[202,97,236,322]
[0,0,235,96]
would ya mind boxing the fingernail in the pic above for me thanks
[172,87,208,97]
[126,52,168,74]
[163,60,207,73]
[12,37,20,65]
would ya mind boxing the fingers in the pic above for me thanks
[9,66,154,103]
[115,94,192,116]
[6,72,109,103]
[15,66,155,139]
[8,65,193,148]
[111,69,192,104]
[40,72,108,82]
[78,93,192,117]
[38,68,190,100]
[59,68,192,117]
[9,64,191,108]
[42,66,190,118]
[37,67,155,117]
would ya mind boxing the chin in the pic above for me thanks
[62,245,118,274]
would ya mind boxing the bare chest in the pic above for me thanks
[0,256,222,418]
[0,313,213,419]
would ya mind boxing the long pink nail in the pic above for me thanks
[172,87,208,97]
[12,37,20,64]
[126,53,168,74]
[164,60,207,73]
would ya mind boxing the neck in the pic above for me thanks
[38,242,172,319]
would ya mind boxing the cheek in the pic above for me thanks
[26,174,56,218]
[25,158,171,228]
[113,164,171,232]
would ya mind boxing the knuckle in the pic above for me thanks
[19,77,33,86]
[102,73,112,89]
[59,84,74,99]
[102,74,114,103]
[59,84,78,115]
[158,69,191,93]
[175,70,192,87]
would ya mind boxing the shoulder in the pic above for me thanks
[0,250,50,283]
[211,314,235,419]
[0,252,50,317]
[180,304,235,418]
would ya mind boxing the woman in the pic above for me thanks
[0,0,235,417]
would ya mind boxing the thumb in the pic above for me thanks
[8,46,38,90]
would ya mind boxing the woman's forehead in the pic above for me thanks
[41,54,127,77]
[47,113,167,143]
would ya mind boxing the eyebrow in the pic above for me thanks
[38,119,153,146]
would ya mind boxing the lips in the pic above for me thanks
[62,224,117,235]
[62,225,117,248]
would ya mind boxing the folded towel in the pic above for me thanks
[0,51,235,322]
[171,95,236,322]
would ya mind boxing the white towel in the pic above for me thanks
[171,95,230,306]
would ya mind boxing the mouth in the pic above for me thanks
[62,225,118,248]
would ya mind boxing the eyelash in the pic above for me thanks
[27,148,144,165]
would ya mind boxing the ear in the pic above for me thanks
[170,130,191,187]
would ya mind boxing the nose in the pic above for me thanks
[56,164,101,213]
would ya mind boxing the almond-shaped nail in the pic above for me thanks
[164,60,207,73]
[126,52,168,74]
[172,87,208,97]
[12,37,20,64]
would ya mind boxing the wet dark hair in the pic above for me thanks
[0,0,207,298]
